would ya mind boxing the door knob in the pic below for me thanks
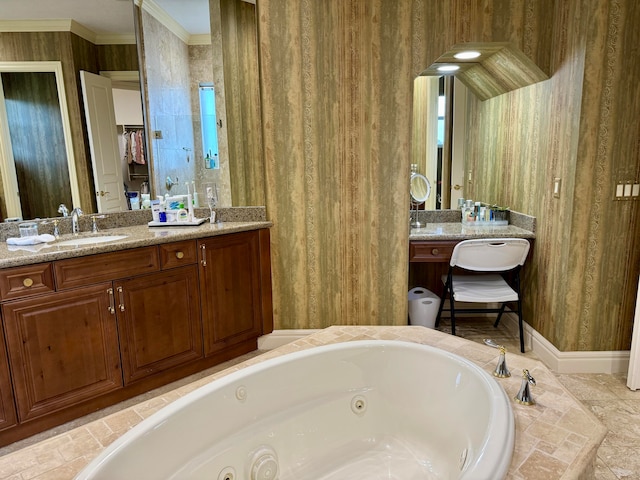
[97,190,110,197]
[453,184,462,190]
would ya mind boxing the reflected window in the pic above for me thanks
[199,83,219,169]
[437,95,445,146]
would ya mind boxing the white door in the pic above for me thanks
[450,78,467,209]
[627,276,640,390]
[80,71,127,213]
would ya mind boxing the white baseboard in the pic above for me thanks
[501,313,630,374]
[259,321,631,374]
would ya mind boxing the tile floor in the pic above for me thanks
[0,318,638,479]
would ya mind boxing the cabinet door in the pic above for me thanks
[2,283,122,422]
[116,266,203,384]
[0,322,17,431]
[199,231,263,356]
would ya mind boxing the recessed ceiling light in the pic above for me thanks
[454,51,481,60]
[437,65,460,72]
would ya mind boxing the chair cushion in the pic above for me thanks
[441,274,519,303]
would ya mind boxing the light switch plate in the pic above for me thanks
[553,177,561,198]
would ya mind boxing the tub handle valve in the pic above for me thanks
[493,345,511,378]
[515,369,536,405]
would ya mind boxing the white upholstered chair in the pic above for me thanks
[435,238,530,352]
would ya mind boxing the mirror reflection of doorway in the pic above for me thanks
[0,71,73,219]
[412,74,468,210]
[0,61,80,221]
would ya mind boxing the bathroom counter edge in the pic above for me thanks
[409,223,535,241]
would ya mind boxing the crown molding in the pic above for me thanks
[188,34,211,46]
[139,0,190,44]
[95,34,137,45]
[0,19,135,45]
[69,19,97,43]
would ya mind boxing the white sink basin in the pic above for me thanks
[56,235,128,247]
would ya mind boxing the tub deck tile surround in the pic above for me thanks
[0,326,605,480]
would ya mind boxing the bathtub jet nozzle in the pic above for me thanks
[514,369,536,406]
[492,345,511,378]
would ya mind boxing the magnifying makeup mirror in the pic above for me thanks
[410,173,431,228]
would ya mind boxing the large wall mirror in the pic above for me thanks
[0,1,143,221]
[134,0,232,207]
[412,42,549,210]
[0,0,258,222]
[0,61,81,220]
[412,74,468,210]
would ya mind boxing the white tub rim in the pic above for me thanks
[77,339,515,480]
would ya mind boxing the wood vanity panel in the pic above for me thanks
[116,265,203,385]
[0,326,17,431]
[159,240,197,270]
[199,231,263,355]
[54,246,159,290]
[258,229,274,334]
[0,263,55,301]
[2,283,122,422]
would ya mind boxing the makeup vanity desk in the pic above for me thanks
[408,210,536,295]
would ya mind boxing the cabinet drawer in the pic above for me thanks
[409,241,458,263]
[159,240,197,270]
[54,246,159,290]
[0,263,55,301]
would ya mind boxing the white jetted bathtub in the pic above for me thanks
[76,340,515,480]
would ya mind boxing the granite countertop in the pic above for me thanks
[410,223,535,241]
[0,208,271,269]
[409,208,536,241]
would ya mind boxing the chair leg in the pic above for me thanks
[494,303,507,327]
[517,299,525,353]
[435,283,448,328]
[450,294,456,336]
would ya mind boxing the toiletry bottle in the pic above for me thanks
[192,181,200,207]
[177,208,189,222]
[186,182,194,221]
[151,199,161,222]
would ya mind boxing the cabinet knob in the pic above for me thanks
[175,251,184,259]
[431,248,439,256]
[22,277,34,287]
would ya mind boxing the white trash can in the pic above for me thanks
[408,287,440,329]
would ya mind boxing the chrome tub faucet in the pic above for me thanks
[515,369,536,406]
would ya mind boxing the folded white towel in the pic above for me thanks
[8,243,53,253]
[6,234,56,246]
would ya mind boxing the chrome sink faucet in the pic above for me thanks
[71,207,83,235]
[58,204,69,217]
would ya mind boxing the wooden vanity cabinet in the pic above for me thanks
[2,283,122,422]
[0,324,17,431]
[409,240,459,296]
[0,230,272,446]
[117,265,203,385]
[199,230,271,355]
